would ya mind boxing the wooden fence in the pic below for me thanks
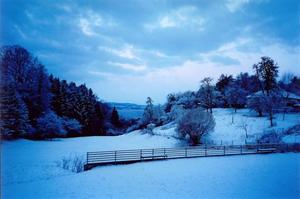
[84,143,300,171]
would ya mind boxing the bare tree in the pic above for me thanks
[253,56,279,95]
[248,91,283,126]
[176,108,215,145]
[263,92,284,127]
[238,118,249,143]
[197,77,215,114]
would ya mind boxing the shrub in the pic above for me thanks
[176,108,215,145]
[258,130,282,144]
[142,123,156,135]
[56,154,84,173]
[168,105,185,122]
[62,117,82,136]
[36,111,66,139]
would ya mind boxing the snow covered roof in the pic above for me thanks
[284,92,300,100]
[247,90,300,100]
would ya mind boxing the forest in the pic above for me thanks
[0,45,116,139]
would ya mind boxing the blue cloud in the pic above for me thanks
[210,55,240,66]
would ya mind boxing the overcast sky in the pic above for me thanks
[1,0,300,104]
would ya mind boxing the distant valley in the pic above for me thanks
[108,102,146,119]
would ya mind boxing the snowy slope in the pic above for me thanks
[2,108,300,198]
[144,108,300,145]
[206,108,300,145]
[1,132,180,187]
[2,148,300,199]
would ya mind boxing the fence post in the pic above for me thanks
[152,149,154,159]
[205,145,207,156]
[240,145,242,154]
[140,149,142,160]
[164,148,166,159]
[185,148,187,157]
[224,146,225,155]
[86,152,89,164]
[115,151,117,163]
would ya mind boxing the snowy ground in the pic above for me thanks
[1,108,300,198]
[2,142,300,199]
[151,108,300,145]
[207,108,300,145]
[1,132,180,188]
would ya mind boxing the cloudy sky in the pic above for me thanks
[1,0,300,104]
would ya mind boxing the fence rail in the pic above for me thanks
[84,143,300,171]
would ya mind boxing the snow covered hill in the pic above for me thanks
[148,108,300,145]
[1,108,300,198]
[207,108,300,144]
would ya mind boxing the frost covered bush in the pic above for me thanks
[36,111,66,139]
[224,83,247,111]
[176,108,215,145]
[142,123,156,135]
[247,95,265,117]
[62,117,82,136]
[285,125,300,135]
[168,105,185,122]
[247,91,284,126]
[141,97,166,126]
[176,91,199,109]
[126,123,141,133]
[257,130,282,144]
[56,154,84,173]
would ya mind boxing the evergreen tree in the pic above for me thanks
[142,97,154,124]
[216,74,233,94]
[236,72,260,94]
[49,75,62,115]
[111,107,120,127]
[165,93,176,112]
[1,45,109,139]
[1,45,51,126]
[0,82,30,138]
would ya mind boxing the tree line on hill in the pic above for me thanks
[137,56,300,145]
[0,45,123,139]
[1,45,299,143]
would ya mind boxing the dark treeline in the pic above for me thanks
[49,75,110,136]
[0,45,114,139]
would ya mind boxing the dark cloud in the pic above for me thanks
[1,0,299,103]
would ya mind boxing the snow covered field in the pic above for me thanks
[151,108,300,145]
[1,108,299,198]
[207,108,300,144]
[2,142,300,199]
